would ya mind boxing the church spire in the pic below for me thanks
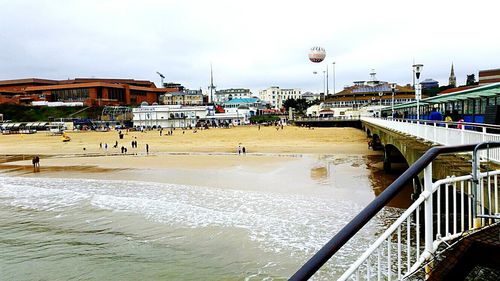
[449,63,457,87]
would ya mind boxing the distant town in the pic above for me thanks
[0,66,499,132]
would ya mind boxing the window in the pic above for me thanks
[108,88,125,102]
[51,88,90,101]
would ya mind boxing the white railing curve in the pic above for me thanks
[361,117,500,164]
[338,166,500,281]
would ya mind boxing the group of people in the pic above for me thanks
[131,139,138,148]
[237,145,246,155]
[32,155,40,172]
[97,136,150,155]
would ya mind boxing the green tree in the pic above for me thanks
[466,74,477,86]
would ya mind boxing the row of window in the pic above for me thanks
[51,88,89,102]
[330,99,414,106]
[401,95,500,116]
[108,88,125,102]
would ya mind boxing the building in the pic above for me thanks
[221,97,267,120]
[259,86,301,109]
[479,68,500,85]
[0,78,182,106]
[214,88,252,103]
[132,104,211,128]
[132,104,247,128]
[386,82,500,122]
[324,71,418,108]
[449,64,457,87]
[420,79,439,89]
[301,91,321,102]
[161,89,203,106]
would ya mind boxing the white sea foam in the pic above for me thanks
[0,176,378,258]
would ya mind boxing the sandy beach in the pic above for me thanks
[0,125,382,196]
[0,125,376,174]
[0,125,373,156]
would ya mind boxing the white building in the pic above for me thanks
[132,105,212,128]
[214,88,252,103]
[259,86,301,109]
[133,104,250,128]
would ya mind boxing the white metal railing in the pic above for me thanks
[361,117,500,163]
[296,116,361,122]
[338,167,500,281]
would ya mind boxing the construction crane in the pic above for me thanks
[156,71,165,87]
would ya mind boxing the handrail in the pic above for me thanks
[289,143,500,281]
[384,117,500,130]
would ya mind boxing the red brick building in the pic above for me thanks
[479,68,500,85]
[0,78,180,106]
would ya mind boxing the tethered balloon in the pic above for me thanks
[308,47,326,63]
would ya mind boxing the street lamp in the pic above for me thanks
[413,64,423,120]
[390,83,396,118]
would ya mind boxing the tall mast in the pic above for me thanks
[209,63,216,104]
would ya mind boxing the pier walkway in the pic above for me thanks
[290,118,500,280]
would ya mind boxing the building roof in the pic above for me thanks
[223,98,259,104]
[166,91,203,96]
[391,82,500,110]
[438,85,478,94]
[0,78,59,86]
[479,68,500,75]
[0,77,158,89]
[60,78,156,88]
[421,79,439,84]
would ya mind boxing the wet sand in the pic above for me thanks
[0,126,388,202]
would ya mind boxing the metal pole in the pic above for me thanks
[392,89,395,118]
[416,80,420,121]
[326,65,329,96]
[423,162,433,277]
[323,70,326,96]
[333,62,336,95]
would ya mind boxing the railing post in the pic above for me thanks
[433,123,437,144]
[424,122,428,140]
[445,123,449,145]
[423,162,433,276]
[461,125,465,145]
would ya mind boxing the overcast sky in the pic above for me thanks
[0,0,499,95]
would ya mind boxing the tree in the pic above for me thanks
[283,98,311,115]
[466,74,477,86]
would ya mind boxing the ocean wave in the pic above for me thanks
[0,176,380,268]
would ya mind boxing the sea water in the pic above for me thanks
[0,155,399,280]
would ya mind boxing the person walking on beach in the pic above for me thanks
[32,156,40,172]
[242,147,246,154]
[237,145,242,155]
[105,143,108,152]
[146,144,149,155]
[99,142,102,150]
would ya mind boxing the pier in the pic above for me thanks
[291,117,500,280]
